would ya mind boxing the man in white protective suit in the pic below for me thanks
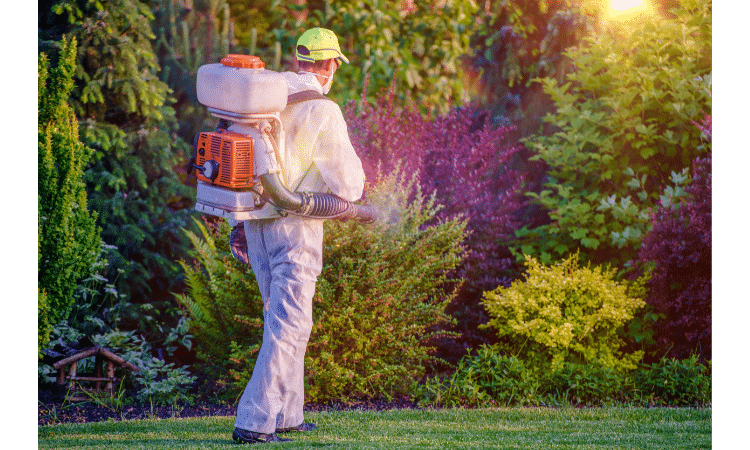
[232,28,365,444]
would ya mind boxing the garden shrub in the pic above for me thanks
[175,218,265,388]
[178,169,468,401]
[415,345,709,407]
[517,0,712,267]
[38,36,102,354]
[415,345,633,408]
[630,124,711,361]
[345,83,524,291]
[416,345,543,408]
[343,82,526,359]
[546,361,632,406]
[635,354,711,406]
[481,252,648,372]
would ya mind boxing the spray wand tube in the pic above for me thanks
[258,173,378,223]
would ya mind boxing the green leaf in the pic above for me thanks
[580,237,600,249]
[640,146,656,159]
[626,177,641,190]
[570,228,588,240]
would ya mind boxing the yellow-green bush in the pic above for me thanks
[481,253,648,371]
[38,36,102,354]
[38,290,52,358]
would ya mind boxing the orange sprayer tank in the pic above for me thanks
[194,129,255,189]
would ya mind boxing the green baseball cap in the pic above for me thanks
[296,28,350,65]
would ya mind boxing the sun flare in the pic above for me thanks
[604,0,653,22]
[611,0,643,11]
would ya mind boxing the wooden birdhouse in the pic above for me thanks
[52,347,139,401]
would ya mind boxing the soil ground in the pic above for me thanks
[38,390,420,426]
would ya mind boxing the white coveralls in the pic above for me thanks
[234,71,365,434]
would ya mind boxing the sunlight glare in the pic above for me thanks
[611,0,643,11]
[604,0,653,23]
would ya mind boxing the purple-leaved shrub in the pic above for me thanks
[343,80,526,360]
[630,114,712,361]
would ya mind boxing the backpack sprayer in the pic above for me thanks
[190,54,378,224]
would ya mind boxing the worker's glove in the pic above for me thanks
[229,222,249,264]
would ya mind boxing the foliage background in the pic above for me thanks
[517,0,711,268]
[227,0,479,112]
[36,0,713,407]
[152,0,235,143]
[39,0,198,345]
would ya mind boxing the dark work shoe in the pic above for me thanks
[233,427,291,444]
[276,423,317,433]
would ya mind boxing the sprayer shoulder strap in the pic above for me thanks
[286,90,334,106]
[285,90,335,191]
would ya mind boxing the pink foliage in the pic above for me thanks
[343,81,527,361]
[632,115,712,361]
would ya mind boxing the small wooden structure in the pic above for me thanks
[52,347,139,401]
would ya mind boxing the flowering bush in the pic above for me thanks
[630,115,712,361]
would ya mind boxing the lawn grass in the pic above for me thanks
[38,407,711,449]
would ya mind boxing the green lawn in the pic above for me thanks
[38,407,711,449]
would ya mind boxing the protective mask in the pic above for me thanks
[299,70,334,95]
[321,74,334,95]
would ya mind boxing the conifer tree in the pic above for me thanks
[38,36,101,354]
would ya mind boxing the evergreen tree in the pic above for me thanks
[152,0,234,142]
[40,1,195,326]
[38,36,102,354]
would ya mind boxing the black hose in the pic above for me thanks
[251,187,377,223]
[300,192,350,217]
[337,202,379,223]
[255,172,377,222]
